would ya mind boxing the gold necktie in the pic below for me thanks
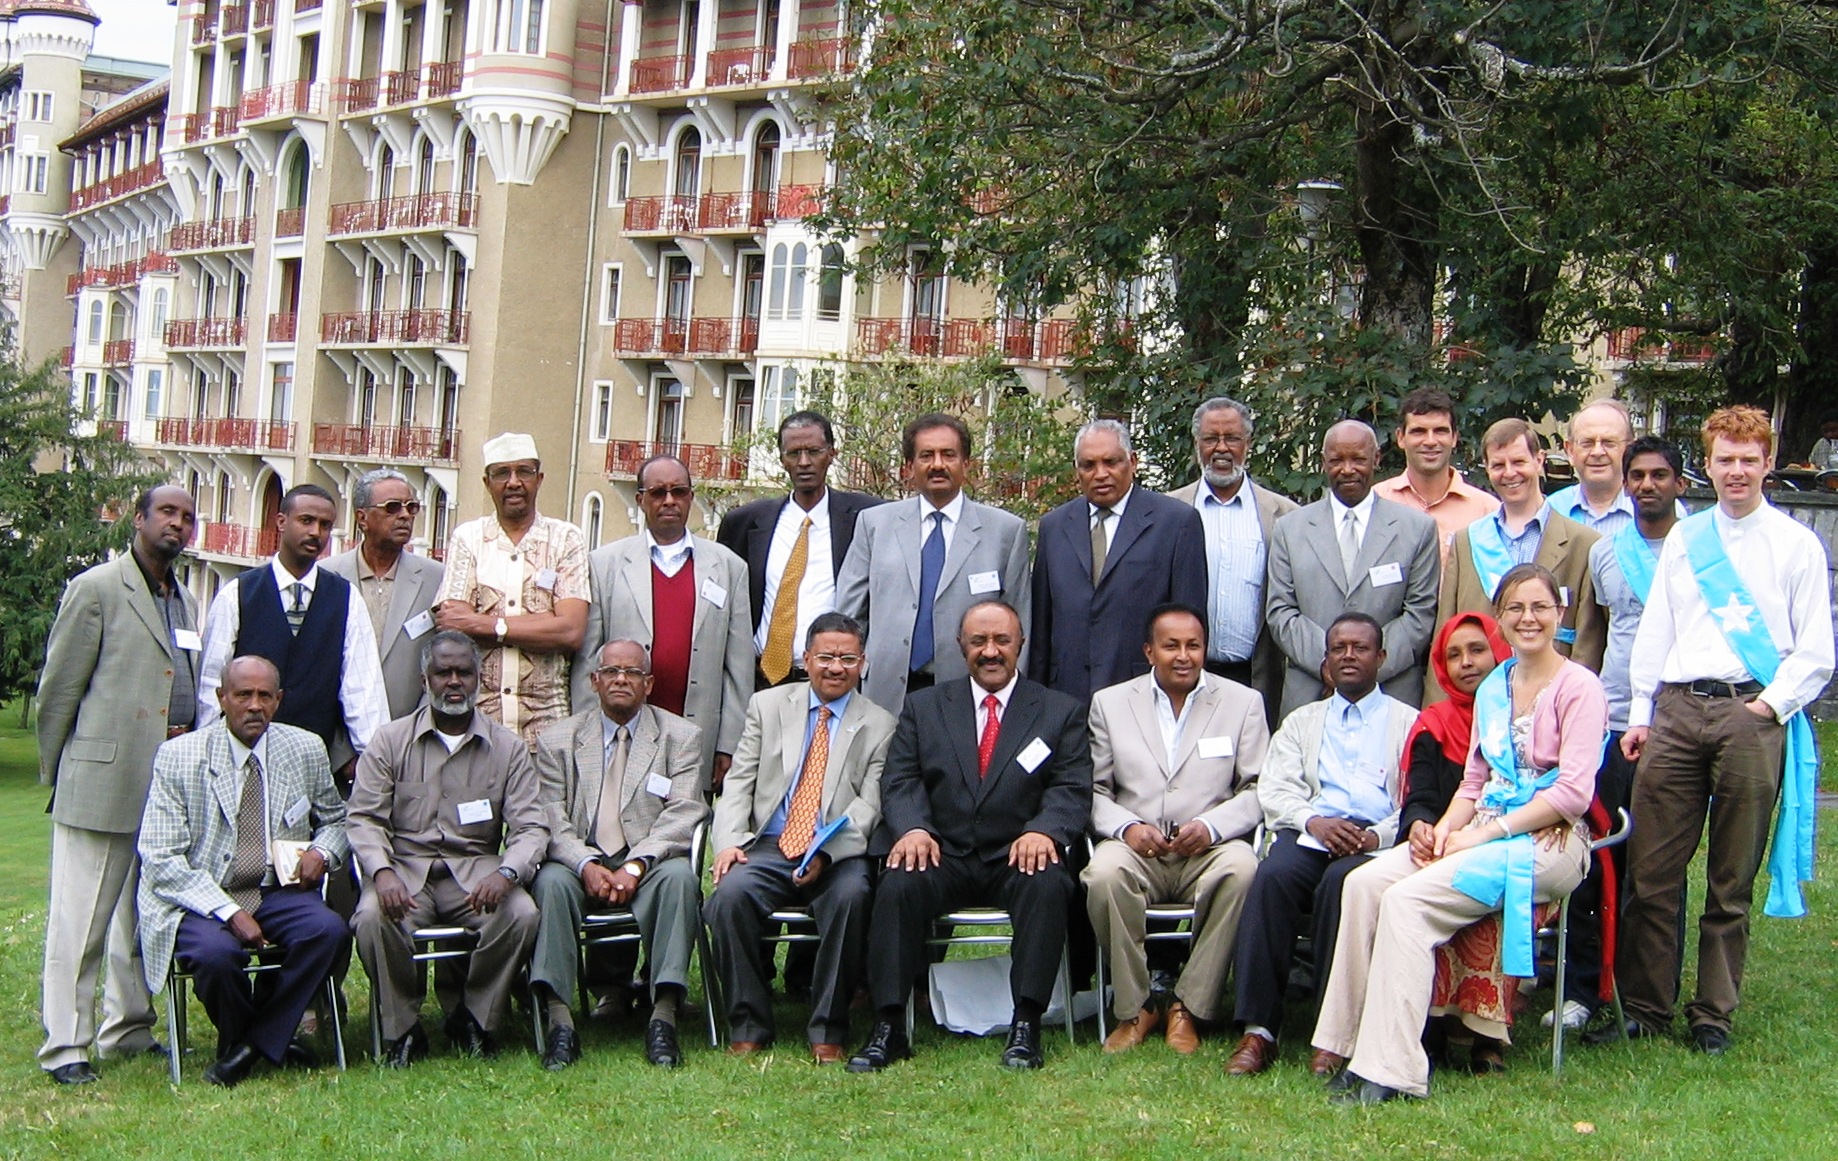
[760,516,813,685]
[779,706,831,859]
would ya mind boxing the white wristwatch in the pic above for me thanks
[494,617,508,643]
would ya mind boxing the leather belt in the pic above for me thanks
[1686,679,1764,699]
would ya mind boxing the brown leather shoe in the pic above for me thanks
[1103,1007,1162,1054]
[1310,1048,1347,1077]
[810,1043,845,1065]
[727,1040,766,1056]
[1163,1002,1200,1055]
[1225,1033,1277,1075]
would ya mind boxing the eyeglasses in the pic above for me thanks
[1572,438,1625,452]
[1198,434,1247,449]
[595,666,650,681]
[639,485,693,502]
[810,653,863,668]
[368,500,424,516]
[781,447,832,462]
[1501,602,1559,618]
[486,465,541,482]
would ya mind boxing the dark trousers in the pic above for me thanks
[1308,850,1375,1004]
[1621,686,1785,1034]
[1232,830,1371,1034]
[704,847,871,1046]
[174,886,348,1061]
[1560,734,1638,1008]
[867,854,1073,1014]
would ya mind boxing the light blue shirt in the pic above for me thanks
[1192,482,1265,663]
[1489,502,1550,567]
[1549,484,1635,538]
[1588,533,1664,732]
[1312,688,1396,825]
[764,688,851,836]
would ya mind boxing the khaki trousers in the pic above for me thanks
[39,824,158,1071]
[1083,837,1258,1022]
[1312,830,1589,1097]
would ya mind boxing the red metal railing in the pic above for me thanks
[70,161,164,211]
[275,206,305,237]
[169,215,254,250]
[295,0,321,11]
[606,439,745,481]
[385,69,420,105]
[190,14,213,44]
[775,183,823,219]
[101,339,134,365]
[97,419,128,441]
[622,194,699,233]
[211,106,241,138]
[60,345,73,368]
[252,0,275,27]
[1606,327,1715,364]
[311,423,461,463]
[241,80,321,121]
[630,54,689,94]
[268,313,298,342]
[173,113,210,144]
[340,77,380,113]
[855,317,995,358]
[147,251,179,274]
[697,191,769,231]
[157,417,296,452]
[707,45,772,87]
[425,60,463,97]
[164,317,248,348]
[328,191,479,234]
[201,523,281,558]
[611,318,690,354]
[320,309,471,345]
[220,3,248,35]
[67,257,155,294]
[787,36,854,79]
[687,317,760,355]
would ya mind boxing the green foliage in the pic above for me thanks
[0,354,161,705]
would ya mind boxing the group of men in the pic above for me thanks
[34,390,1828,1088]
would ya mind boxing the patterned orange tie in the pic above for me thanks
[779,705,831,859]
[977,694,1001,778]
[760,517,813,685]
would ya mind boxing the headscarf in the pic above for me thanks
[1401,612,1511,778]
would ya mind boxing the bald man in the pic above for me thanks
[1548,400,1639,536]
[1265,421,1441,719]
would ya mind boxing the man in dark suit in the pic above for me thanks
[1031,420,1207,703]
[717,410,883,691]
[847,601,1093,1072]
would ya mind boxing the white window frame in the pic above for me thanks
[590,380,615,443]
[23,91,53,121]
[600,263,622,325]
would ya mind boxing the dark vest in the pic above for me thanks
[234,564,350,747]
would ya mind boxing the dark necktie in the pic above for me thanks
[286,582,307,635]
[910,510,946,672]
[1091,506,1111,585]
[226,754,267,914]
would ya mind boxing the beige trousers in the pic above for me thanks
[1083,837,1259,1022]
[1312,829,1589,1096]
[39,823,158,1070]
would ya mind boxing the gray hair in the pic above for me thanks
[353,467,412,511]
[420,629,481,674]
[1568,398,1633,440]
[595,638,652,672]
[1192,396,1254,440]
[805,611,864,652]
[1075,418,1133,459]
[1322,419,1379,454]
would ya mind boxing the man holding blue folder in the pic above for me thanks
[705,613,898,1063]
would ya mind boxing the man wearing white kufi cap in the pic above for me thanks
[435,433,592,747]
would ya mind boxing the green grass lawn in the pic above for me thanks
[1,713,1835,1159]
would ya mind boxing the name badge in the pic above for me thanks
[1197,735,1234,760]
[1559,585,1572,606]
[645,772,672,799]
[700,580,727,608]
[283,795,310,827]
[1368,562,1404,587]
[534,568,559,592]
[403,610,435,640]
[1016,737,1052,774]
[457,798,493,825]
[173,628,203,651]
[967,570,1002,594]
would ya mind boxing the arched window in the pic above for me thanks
[672,128,701,199]
[767,242,788,320]
[817,243,845,321]
[283,144,310,208]
[582,493,603,547]
[107,301,129,341]
[750,122,779,200]
[376,145,396,199]
[786,243,808,319]
[150,288,169,339]
[239,167,257,216]
[611,145,630,204]
[459,133,479,193]
[417,137,436,193]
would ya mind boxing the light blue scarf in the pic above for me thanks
[1679,511,1818,918]
[1610,521,1658,604]
[1469,510,1575,645]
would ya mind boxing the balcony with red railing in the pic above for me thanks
[60,345,73,369]
[275,206,305,237]
[252,0,275,27]
[189,13,213,44]
[200,522,281,559]
[787,36,854,79]
[101,339,134,366]
[312,422,461,464]
[268,313,298,342]
[687,317,760,356]
[211,106,241,138]
[156,417,296,452]
[611,318,690,355]
[425,59,463,97]
[164,317,248,349]
[606,439,745,481]
[295,0,321,11]
[630,54,690,94]
[384,69,420,106]
[146,251,179,274]
[319,308,471,346]
[775,183,824,220]
[241,80,323,123]
[67,257,153,295]
[697,191,769,232]
[97,419,128,441]
[340,77,381,114]
[328,191,480,235]
[855,317,995,358]
[219,3,248,35]
[622,194,699,234]
[707,45,772,87]
[169,215,254,251]
[1606,327,1716,365]
[171,113,208,144]
[70,161,164,211]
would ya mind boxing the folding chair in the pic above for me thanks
[1547,806,1633,1075]
[905,908,1075,1044]
[163,944,347,1086]
[698,902,820,1047]
[366,926,541,1060]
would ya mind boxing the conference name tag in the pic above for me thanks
[1368,562,1404,587]
[968,570,1001,594]
[457,798,494,825]
[173,628,203,651]
[646,772,672,799]
[701,580,728,608]
[283,795,310,827]
[403,610,435,639]
[534,568,559,591]
[1197,735,1234,760]
[1016,737,1052,773]
[1559,586,1572,606]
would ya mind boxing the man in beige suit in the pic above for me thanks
[703,612,897,1063]
[1166,396,1298,724]
[1085,603,1268,1055]
[348,630,548,1066]
[530,639,708,1071]
[575,455,754,791]
[35,485,200,1083]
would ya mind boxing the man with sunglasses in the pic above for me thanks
[576,455,753,792]
[325,468,446,720]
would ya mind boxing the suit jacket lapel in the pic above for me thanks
[573,712,606,827]
[1171,682,1220,778]
[937,501,979,593]
[940,681,982,801]
[822,693,869,817]
[897,502,922,594]
[1536,516,1572,571]
[978,682,1043,803]
[1065,502,1096,585]
[620,539,653,634]
[688,535,716,641]
[119,556,175,657]
[209,730,243,829]
[380,556,419,649]
[1127,680,1169,778]
[623,707,660,808]
[777,686,807,802]
[1349,503,1400,588]
[1303,504,1349,596]
[1253,485,1279,541]
[828,494,855,578]
[1100,496,1153,585]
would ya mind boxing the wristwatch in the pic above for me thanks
[494,617,508,643]
[496,866,519,884]
[621,859,647,881]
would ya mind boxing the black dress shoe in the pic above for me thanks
[203,1043,261,1088]
[384,1023,430,1069]
[445,1009,500,1058]
[845,1021,912,1073]
[48,1062,99,1085]
[645,1019,681,1068]
[1329,1077,1413,1107]
[1690,1024,1731,1056]
[281,1038,320,1069]
[1582,1018,1659,1047]
[541,1025,581,1071]
[1324,1065,1359,1093]
[1000,1020,1044,1070]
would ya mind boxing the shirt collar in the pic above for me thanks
[1493,500,1550,536]
[602,708,641,746]
[807,686,852,720]
[1091,485,1134,519]
[1328,685,1383,721]
[646,530,694,563]
[225,727,271,772]
[919,491,967,526]
[269,557,319,592]
[970,670,1021,713]
[1196,479,1254,509]
[1151,671,1207,712]
[411,703,490,747]
[1561,488,1634,521]
[355,550,400,582]
[1329,489,1377,524]
[788,491,832,526]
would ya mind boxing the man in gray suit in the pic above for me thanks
[575,455,753,791]
[530,639,708,1071]
[704,612,898,1063]
[1085,603,1267,1056]
[35,484,199,1084]
[1265,420,1440,720]
[322,468,446,721]
[1166,396,1299,724]
[835,413,1031,713]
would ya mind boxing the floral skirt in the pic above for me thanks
[1427,901,1561,1043]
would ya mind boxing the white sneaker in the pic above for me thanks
[1541,999,1590,1030]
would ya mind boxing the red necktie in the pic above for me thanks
[977,693,1001,778]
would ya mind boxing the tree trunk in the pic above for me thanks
[1782,243,1838,463]
[1352,106,1437,349]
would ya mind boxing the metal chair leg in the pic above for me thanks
[324,976,347,1071]
[695,922,722,1048]
[1552,895,1571,1077]
[166,975,184,1087]
[1093,941,1109,1041]
[1058,942,1075,1045]
[369,987,384,1064]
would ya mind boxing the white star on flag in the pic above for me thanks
[1714,593,1753,636]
